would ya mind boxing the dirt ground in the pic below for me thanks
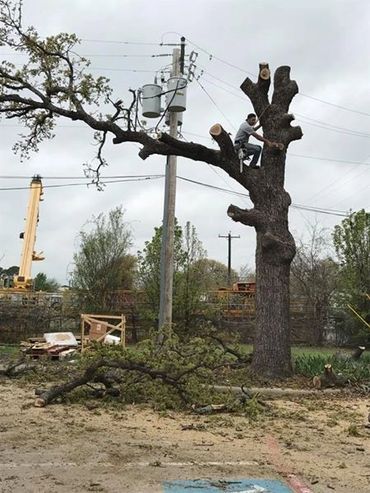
[0,381,369,493]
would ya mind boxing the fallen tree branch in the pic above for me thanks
[207,334,252,364]
[0,356,36,377]
[213,384,345,399]
[34,357,193,407]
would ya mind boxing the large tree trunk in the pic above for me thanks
[223,65,303,378]
[253,238,292,376]
[251,149,296,376]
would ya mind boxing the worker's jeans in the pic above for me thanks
[235,142,262,166]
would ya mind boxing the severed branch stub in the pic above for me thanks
[209,123,235,158]
[257,62,271,95]
[227,205,265,229]
[352,346,366,360]
[312,364,347,389]
[272,66,299,113]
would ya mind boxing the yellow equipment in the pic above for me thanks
[13,175,45,290]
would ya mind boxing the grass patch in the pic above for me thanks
[294,352,370,382]
[241,345,350,358]
[347,423,361,437]
[0,344,19,357]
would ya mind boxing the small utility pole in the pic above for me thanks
[158,38,186,330]
[218,232,240,286]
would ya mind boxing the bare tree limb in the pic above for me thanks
[280,113,295,128]
[34,357,190,407]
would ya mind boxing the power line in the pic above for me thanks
[184,37,255,77]
[294,112,370,137]
[81,38,162,46]
[197,72,370,139]
[186,39,370,118]
[195,77,236,130]
[0,176,163,191]
[288,153,370,166]
[326,166,370,209]
[177,176,349,217]
[0,172,349,217]
[296,115,370,139]
[202,76,244,100]
[0,51,172,58]
[6,60,158,74]
[86,66,157,73]
[22,32,366,120]
[297,93,370,118]
[0,174,164,180]
[178,133,239,199]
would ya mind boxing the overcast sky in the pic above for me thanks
[0,0,369,284]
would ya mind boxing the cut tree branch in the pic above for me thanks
[34,357,190,407]
[209,123,236,158]
[227,205,265,229]
[272,66,298,112]
[240,62,271,122]
[280,113,295,128]
[257,62,271,96]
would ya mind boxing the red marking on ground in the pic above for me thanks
[265,435,314,493]
[286,474,314,493]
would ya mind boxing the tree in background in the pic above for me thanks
[0,265,19,287]
[333,209,370,342]
[176,222,206,330]
[71,207,134,312]
[291,226,339,345]
[239,264,255,282]
[34,272,60,292]
[0,266,19,277]
[137,221,184,321]
[193,258,238,291]
[138,221,208,331]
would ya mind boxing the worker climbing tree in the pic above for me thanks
[0,1,303,378]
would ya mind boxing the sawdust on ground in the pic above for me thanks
[0,381,369,493]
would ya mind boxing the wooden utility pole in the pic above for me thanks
[218,232,240,285]
[158,40,185,329]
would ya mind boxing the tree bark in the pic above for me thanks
[253,242,292,376]
[228,64,303,378]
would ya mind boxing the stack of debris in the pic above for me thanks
[21,332,79,360]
